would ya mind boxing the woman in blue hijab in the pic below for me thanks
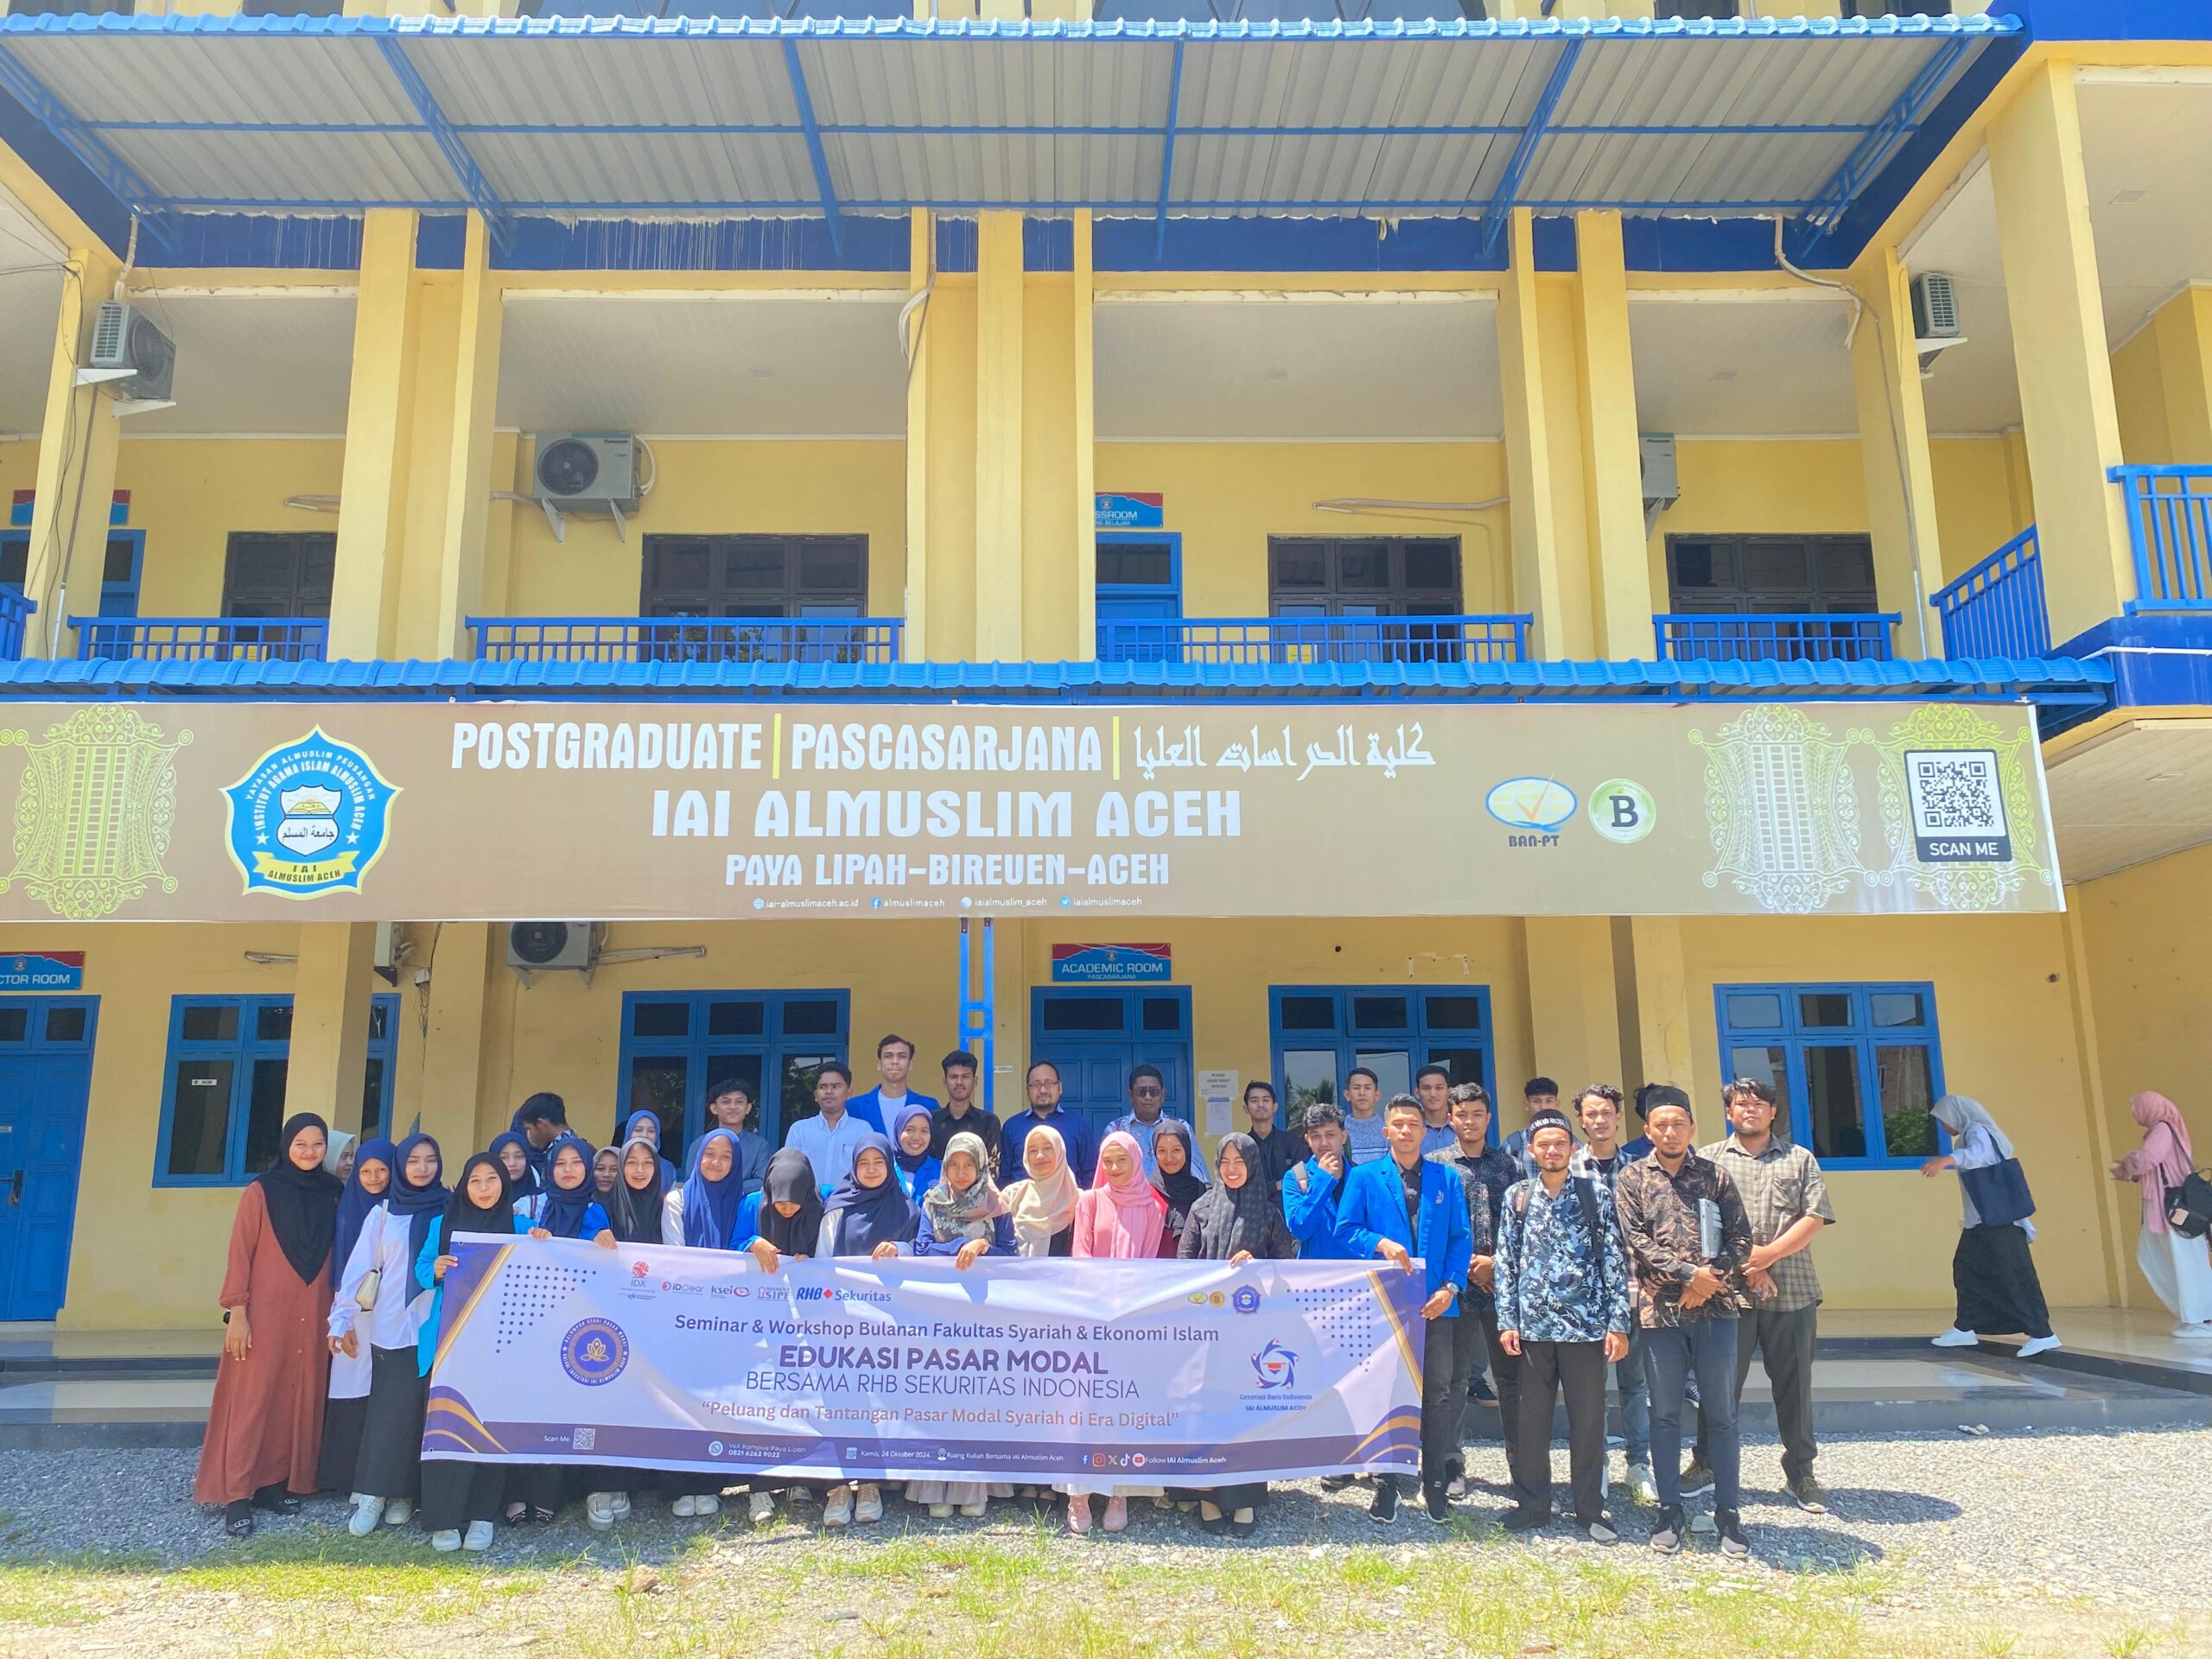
[642,1127,747,1525]
[623,1110,683,1189]
[524,1135,613,1242]
[488,1130,539,1200]
[889,1103,941,1203]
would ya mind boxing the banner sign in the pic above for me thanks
[0,950,83,992]
[1051,942,1173,982]
[423,1237,1426,1484]
[0,699,2058,921]
[1094,492,1165,529]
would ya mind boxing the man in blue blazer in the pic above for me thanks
[1338,1094,1475,1526]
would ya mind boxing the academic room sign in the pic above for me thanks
[0,700,2058,923]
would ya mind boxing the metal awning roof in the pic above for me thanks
[0,653,2111,704]
[0,12,2019,257]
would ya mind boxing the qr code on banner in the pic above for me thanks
[1904,750,2011,862]
[572,1427,596,1452]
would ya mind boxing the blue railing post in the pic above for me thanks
[1094,615,1531,667]
[0,589,36,661]
[67,617,329,664]
[2110,465,2212,611]
[464,616,904,666]
[1650,613,1900,664]
[1929,527,2049,659]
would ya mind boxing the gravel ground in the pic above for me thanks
[1,1422,2208,1602]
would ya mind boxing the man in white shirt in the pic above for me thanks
[783,1061,871,1190]
[845,1033,938,1137]
[1103,1065,1210,1183]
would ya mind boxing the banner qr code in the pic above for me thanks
[1904,750,2011,862]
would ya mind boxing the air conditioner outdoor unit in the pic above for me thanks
[1639,432,1680,536]
[86,301,176,403]
[505,921,594,975]
[1910,271,1967,373]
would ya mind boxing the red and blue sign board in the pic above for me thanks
[1094,492,1165,531]
[1051,943,1173,983]
[0,950,86,993]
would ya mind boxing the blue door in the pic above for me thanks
[1031,986,1192,1176]
[0,998,98,1321]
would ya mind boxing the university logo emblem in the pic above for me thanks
[222,728,397,899]
[1251,1339,1297,1391]
[560,1317,630,1387]
[0,708,191,919]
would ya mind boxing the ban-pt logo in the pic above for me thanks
[222,728,398,899]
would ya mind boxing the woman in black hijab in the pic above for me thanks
[194,1113,342,1535]
[415,1154,520,1553]
[1177,1131,1297,1538]
[741,1148,827,1267]
[607,1135,666,1245]
[1149,1122,1210,1257]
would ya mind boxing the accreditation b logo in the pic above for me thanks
[222,728,398,898]
[1588,778,1656,845]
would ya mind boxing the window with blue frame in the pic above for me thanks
[0,530,143,619]
[156,992,399,1185]
[1269,985,1494,1129]
[617,990,849,1163]
[1715,982,1944,1168]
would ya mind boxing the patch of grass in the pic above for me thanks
[0,1565,97,1630]
[2105,1629,2154,1658]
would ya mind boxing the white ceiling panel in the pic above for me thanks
[122,290,356,436]
[1094,296,1501,441]
[0,187,67,436]
[497,294,907,435]
[1628,292,1857,437]
[2046,718,2212,881]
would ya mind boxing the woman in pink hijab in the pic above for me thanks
[2113,1092,2212,1338]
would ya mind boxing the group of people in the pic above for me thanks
[193,1034,2202,1559]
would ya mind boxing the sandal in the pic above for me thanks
[505,1503,528,1525]
[223,1501,254,1537]
[530,1506,557,1526]
[251,1485,302,1516]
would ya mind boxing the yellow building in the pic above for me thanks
[0,1,2206,1334]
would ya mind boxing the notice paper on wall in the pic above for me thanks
[1198,1068,1240,1137]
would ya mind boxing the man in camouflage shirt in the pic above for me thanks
[1612,1084,1754,1557]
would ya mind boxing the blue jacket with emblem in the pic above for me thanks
[1337,1153,1474,1315]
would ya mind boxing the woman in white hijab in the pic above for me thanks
[1923,1095,2060,1357]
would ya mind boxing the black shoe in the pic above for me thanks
[1468,1373,1497,1404]
[1650,1505,1687,1554]
[1499,1508,1548,1534]
[1228,1516,1257,1539]
[1200,1511,1228,1535]
[1320,1474,1356,1492]
[1421,1486,1452,1525]
[1366,1482,1400,1525]
[1716,1507,1750,1558]
[1581,1512,1618,1545]
[251,1484,302,1516]
[222,1500,255,1537]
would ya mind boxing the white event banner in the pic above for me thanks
[422,1236,1427,1484]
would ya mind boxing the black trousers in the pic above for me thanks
[1511,1339,1609,1524]
[354,1347,428,1503]
[1414,1311,1475,1495]
[1470,1303,1531,1493]
[419,1459,505,1533]
[1695,1302,1821,1486]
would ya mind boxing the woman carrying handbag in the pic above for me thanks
[1922,1095,2060,1357]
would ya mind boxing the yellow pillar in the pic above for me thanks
[1071,213,1098,662]
[432,213,504,660]
[1572,212,1656,659]
[416,922,495,1156]
[902,210,934,661]
[1497,211,1574,658]
[2151,289,2212,466]
[973,212,1025,660]
[330,210,423,660]
[22,245,124,660]
[1853,243,1947,654]
[285,924,378,1133]
[1523,918,1630,1099]
[1612,916,1700,1103]
[2061,894,2130,1306]
[1987,60,2136,640]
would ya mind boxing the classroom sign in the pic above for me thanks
[421,1237,1427,1484]
[0,699,2059,920]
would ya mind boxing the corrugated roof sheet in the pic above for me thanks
[0,655,2112,702]
[0,12,2017,222]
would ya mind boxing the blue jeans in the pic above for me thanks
[1615,1321,1650,1468]
[1642,1318,1740,1512]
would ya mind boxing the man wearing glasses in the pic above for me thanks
[1104,1064,1211,1183]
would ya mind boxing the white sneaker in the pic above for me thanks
[1627,1465,1661,1507]
[431,1529,462,1553]
[382,1499,411,1528]
[586,1492,619,1531]
[855,1484,884,1524]
[462,1520,494,1553]
[2017,1334,2063,1358]
[823,1486,853,1527]
[346,1495,381,1538]
[671,1494,698,1518]
[692,1494,721,1516]
[957,1499,988,1517]
[1930,1326,1979,1348]
[609,1492,632,1518]
[2174,1322,2212,1341]
[749,1491,776,1525]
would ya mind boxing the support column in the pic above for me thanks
[330,210,423,661]
[1523,918,1628,1097]
[1611,916,1700,1102]
[22,245,124,659]
[902,210,934,662]
[1497,210,1574,658]
[1987,60,2136,640]
[2147,287,2212,466]
[973,212,1025,661]
[2061,894,2130,1307]
[1853,243,1947,655]
[416,922,495,1156]
[1070,213,1098,662]
[431,212,504,661]
[1572,212,1656,659]
[285,924,378,1131]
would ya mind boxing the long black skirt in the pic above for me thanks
[356,1346,429,1503]
[317,1393,368,1494]
[1954,1223,2054,1339]
[420,1459,505,1533]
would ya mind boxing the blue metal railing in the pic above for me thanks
[71,617,329,663]
[0,589,35,661]
[1930,527,2050,659]
[469,616,905,664]
[1093,614,1531,667]
[2112,464,2212,612]
[1651,613,1899,664]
